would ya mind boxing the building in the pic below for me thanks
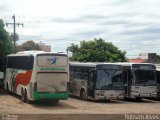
[38,42,51,52]
[128,58,147,63]
[128,53,158,63]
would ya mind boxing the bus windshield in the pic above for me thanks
[96,69,123,90]
[133,69,156,86]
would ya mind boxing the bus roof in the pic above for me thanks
[116,62,155,66]
[69,62,123,67]
[7,51,68,57]
[70,62,156,70]
[117,62,156,70]
[70,62,97,67]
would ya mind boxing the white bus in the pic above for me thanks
[69,62,124,100]
[155,64,160,100]
[120,63,157,100]
[4,51,69,103]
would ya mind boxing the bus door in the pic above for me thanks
[123,67,132,97]
[87,68,96,98]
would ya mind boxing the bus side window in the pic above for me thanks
[75,67,81,80]
[80,68,89,80]
[25,57,33,70]
[81,73,88,80]
[75,72,81,79]
[7,57,15,68]
[70,66,75,79]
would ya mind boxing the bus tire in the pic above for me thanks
[135,97,142,101]
[6,84,9,92]
[157,92,160,101]
[53,100,59,104]
[6,83,11,95]
[124,97,129,101]
[25,89,31,104]
[80,90,87,101]
[21,89,25,102]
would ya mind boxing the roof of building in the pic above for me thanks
[128,58,147,63]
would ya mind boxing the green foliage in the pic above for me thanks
[68,38,127,62]
[17,40,41,51]
[0,19,14,71]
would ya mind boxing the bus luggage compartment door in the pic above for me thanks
[36,73,67,93]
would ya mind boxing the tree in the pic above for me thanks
[68,38,127,62]
[17,40,41,51]
[0,19,14,71]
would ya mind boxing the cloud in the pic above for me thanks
[119,25,160,35]
[50,17,82,23]
[1,0,160,57]
[72,29,104,38]
[0,1,10,12]
[47,14,108,24]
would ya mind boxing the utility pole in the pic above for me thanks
[6,14,23,49]
[66,47,69,55]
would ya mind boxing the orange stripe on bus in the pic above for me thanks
[14,70,32,93]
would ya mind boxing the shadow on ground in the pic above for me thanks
[69,94,160,104]
[1,90,77,110]
[30,100,77,110]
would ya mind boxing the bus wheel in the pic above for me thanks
[6,84,11,94]
[25,90,31,104]
[81,90,86,101]
[6,84,10,94]
[53,100,59,104]
[21,89,26,102]
[135,97,142,101]
[157,93,160,101]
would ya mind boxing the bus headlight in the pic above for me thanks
[152,92,157,95]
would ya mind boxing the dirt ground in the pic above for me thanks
[0,91,160,120]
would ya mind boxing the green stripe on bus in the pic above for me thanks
[33,91,68,100]
[40,68,65,71]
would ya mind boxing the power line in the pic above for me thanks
[6,14,24,50]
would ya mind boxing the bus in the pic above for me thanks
[69,62,124,100]
[155,64,160,100]
[120,63,157,100]
[4,51,69,103]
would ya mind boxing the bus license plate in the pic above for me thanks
[109,96,116,100]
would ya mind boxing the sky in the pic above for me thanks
[0,0,160,58]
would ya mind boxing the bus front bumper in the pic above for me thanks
[94,90,124,100]
[95,95,124,100]
[131,92,157,98]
